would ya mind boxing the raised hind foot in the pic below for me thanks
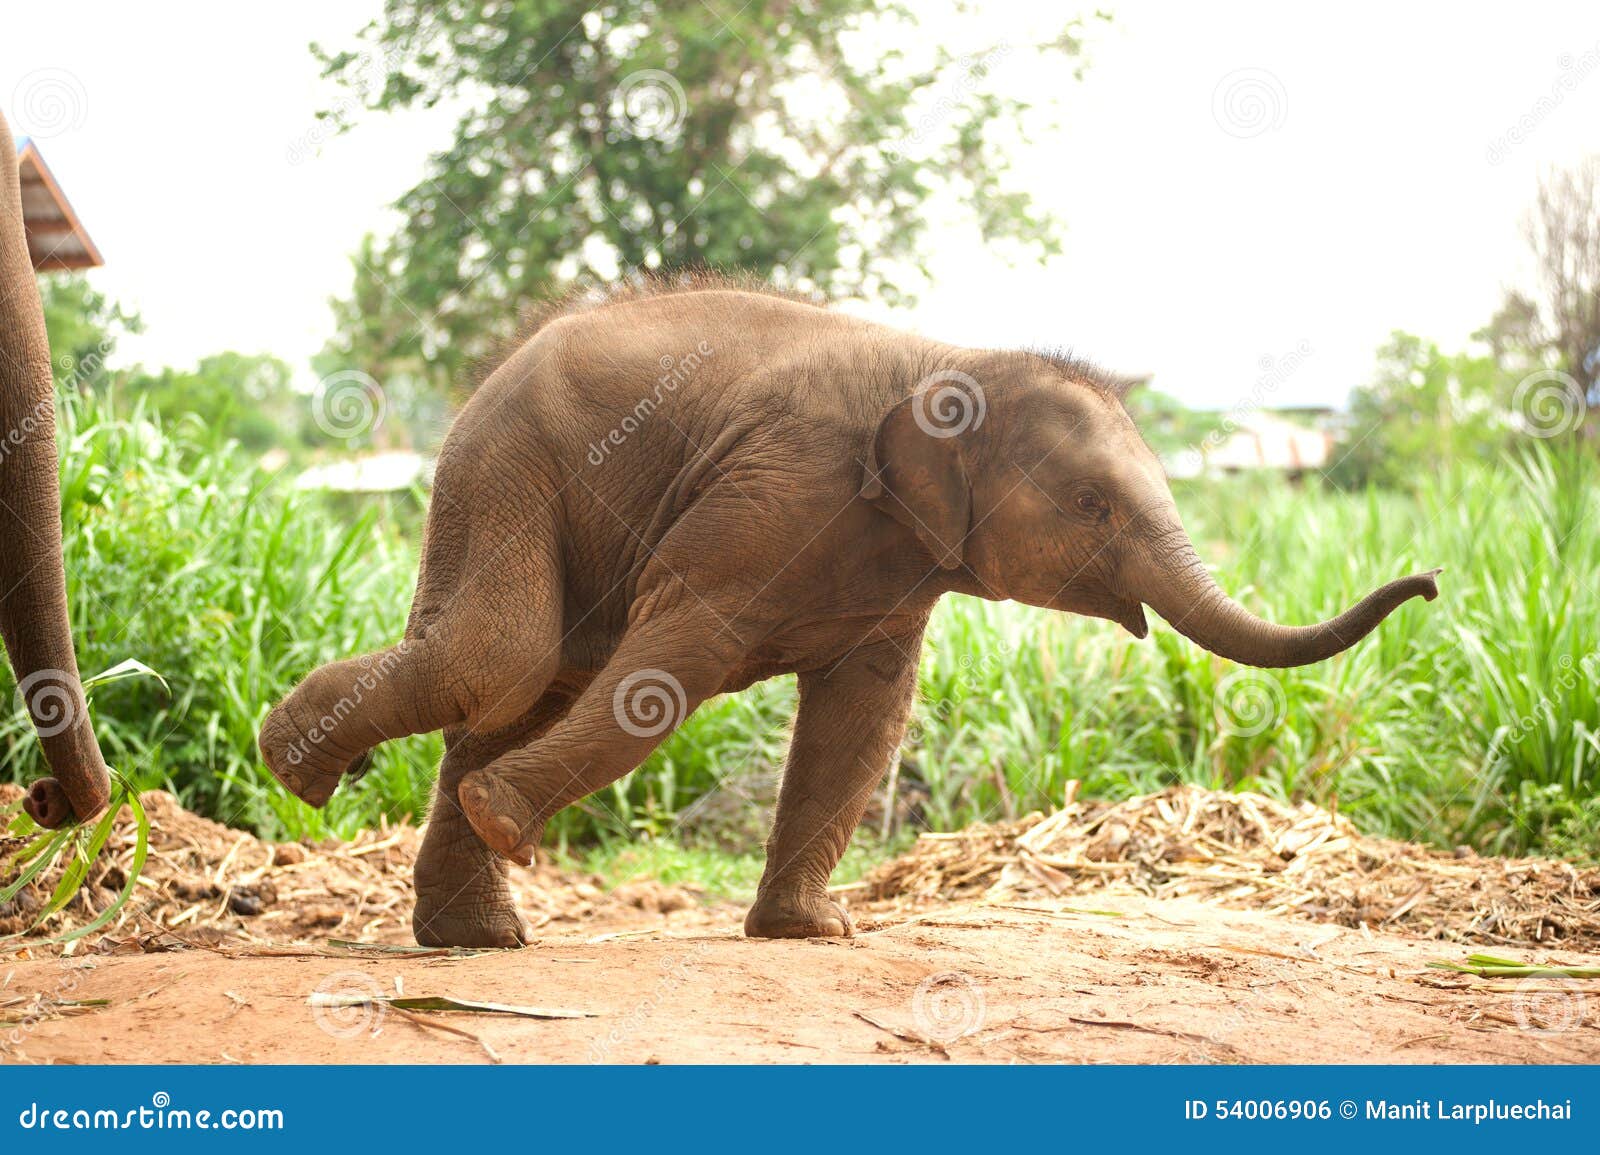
[259,644,447,807]
[743,887,853,939]
[257,698,374,807]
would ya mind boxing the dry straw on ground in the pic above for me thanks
[5,783,1598,954]
[0,787,704,950]
[859,784,1600,951]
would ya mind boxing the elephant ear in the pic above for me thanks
[862,390,972,569]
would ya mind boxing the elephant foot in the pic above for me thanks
[23,777,76,829]
[257,702,372,808]
[744,887,853,939]
[413,884,526,949]
[457,769,542,866]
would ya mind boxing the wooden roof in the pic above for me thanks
[15,138,102,272]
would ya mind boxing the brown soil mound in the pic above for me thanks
[6,782,1597,958]
[858,784,1600,950]
[0,786,712,949]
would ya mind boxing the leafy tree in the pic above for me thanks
[1522,158,1600,406]
[38,276,310,455]
[314,0,1101,396]
[1485,156,1600,435]
[37,273,141,393]
[126,352,301,455]
[1327,332,1510,489]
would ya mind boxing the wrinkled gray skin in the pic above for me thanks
[0,108,110,829]
[260,281,1439,947]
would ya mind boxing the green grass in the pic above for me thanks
[2,395,1597,861]
[567,838,897,901]
[1,396,439,842]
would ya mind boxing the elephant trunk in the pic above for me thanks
[0,109,110,828]
[1134,520,1440,669]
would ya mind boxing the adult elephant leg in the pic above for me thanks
[412,692,571,948]
[458,599,743,864]
[745,631,923,939]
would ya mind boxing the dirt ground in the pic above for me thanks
[3,786,1598,1064]
[5,892,1599,1064]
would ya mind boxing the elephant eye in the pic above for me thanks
[1073,490,1109,520]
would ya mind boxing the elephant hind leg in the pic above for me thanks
[258,638,460,807]
[259,520,566,809]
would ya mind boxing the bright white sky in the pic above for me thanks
[4,1,1598,409]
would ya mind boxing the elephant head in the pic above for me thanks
[866,355,1439,666]
[0,108,109,827]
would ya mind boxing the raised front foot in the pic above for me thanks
[457,768,543,866]
[744,887,853,939]
[258,700,373,808]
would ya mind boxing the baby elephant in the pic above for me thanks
[259,280,1439,947]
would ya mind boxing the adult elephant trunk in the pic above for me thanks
[1134,518,1440,669]
[0,108,109,828]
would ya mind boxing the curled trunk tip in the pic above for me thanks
[1140,538,1442,669]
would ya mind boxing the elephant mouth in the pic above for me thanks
[1049,585,1148,639]
[1111,598,1149,639]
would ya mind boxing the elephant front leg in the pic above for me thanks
[746,632,923,939]
[457,602,743,864]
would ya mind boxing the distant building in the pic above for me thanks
[1204,408,1336,476]
[14,138,102,272]
[1161,407,1338,481]
[294,451,433,493]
